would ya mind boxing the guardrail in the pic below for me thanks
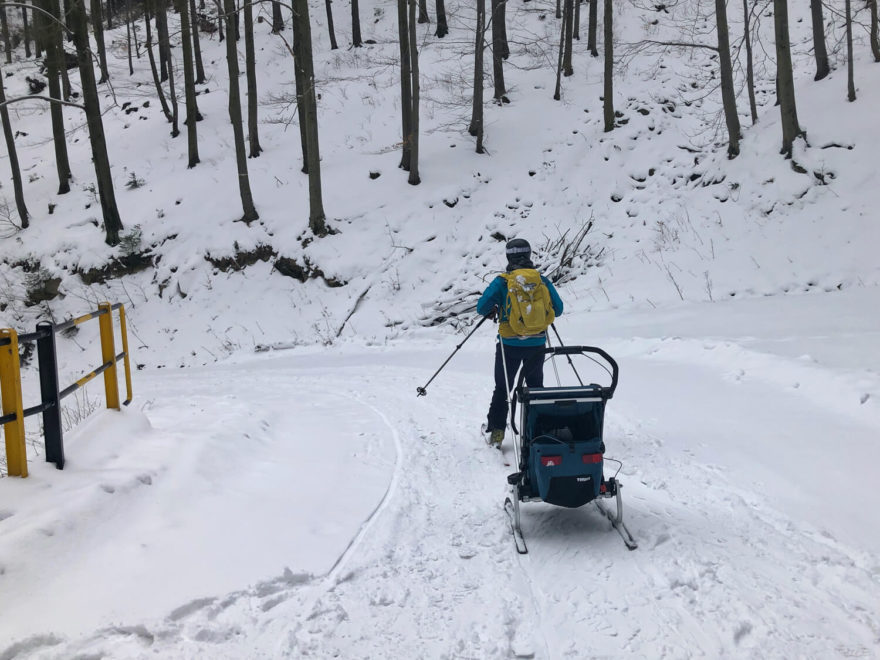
[1,302,134,476]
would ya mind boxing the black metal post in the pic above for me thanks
[37,321,64,469]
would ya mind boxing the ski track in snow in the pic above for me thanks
[5,350,880,659]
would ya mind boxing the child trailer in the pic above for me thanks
[503,346,638,552]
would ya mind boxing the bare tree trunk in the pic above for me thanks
[244,0,261,156]
[22,3,32,58]
[554,4,564,99]
[156,0,169,79]
[292,0,327,234]
[352,0,362,46]
[871,0,880,61]
[773,0,802,155]
[0,65,30,227]
[213,0,223,41]
[291,23,308,172]
[418,0,428,23]
[34,1,43,59]
[157,2,179,136]
[574,0,580,40]
[742,0,758,123]
[469,0,484,152]
[715,0,740,156]
[70,0,124,244]
[397,0,411,169]
[810,0,829,80]
[106,0,112,28]
[272,0,283,32]
[435,0,447,37]
[602,0,613,132]
[126,3,134,74]
[90,0,110,82]
[38,0,72,192]
[223,0,258,222]
[491,0,506,98]
[144,0,172,121]
[562,0,574,75]
[407,0,420,184]
[324,0,338,49]
[177,0,201,166]
[845,0,855,100]
[1,7,12,64]
[131,0,140,57]
[588,0,597,56]
[189,0,206,83]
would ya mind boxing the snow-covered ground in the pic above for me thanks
[2,0,880,654]
[1,286,879,658]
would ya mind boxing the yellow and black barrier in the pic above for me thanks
[0,302,134,475]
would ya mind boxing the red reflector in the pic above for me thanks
[582,454,602,464]
[600,482,607,493]
[541,455,562,467]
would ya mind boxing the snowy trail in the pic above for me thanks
[4,332,880,658]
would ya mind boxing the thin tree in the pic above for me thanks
[0,64,30,227]
[157,0,179,135]
[574,0,580,40]
[397,0,412,168]
[90,0,110,82]
[588,0,598,55]
[22,2,31,58]
[435,0,447,37]
[38,0,72,192]
[126,0,134,74]
[491,0,506,98]
[1,6,11,64]
[469,0,485,152]
[291,23,308,171]
[213,0,224,42]
[156,0,169,80]
[418,0,428,23]
[407,0,420,184]
[742,0,758,123]
[222,0,258,222]
[845,0,855,100]
[352,0,362,46]
[562,0,574,75]
[554,2,565,99]
[271,0,283,32]
[189,0,206,83]
[292,0,327,233]
[715,0,740,156]
[773,0,803,155]
[324,0,338,49]
[871,0,880,61]
[144,0,172,121]
[177,0,200,166]
[70,0,124,243]
[602,0,614,132]
[809,0,829,80]
[244,0,261,156]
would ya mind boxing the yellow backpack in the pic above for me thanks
[501,269,555,336]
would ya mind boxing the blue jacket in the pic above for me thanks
[477,273,564,346]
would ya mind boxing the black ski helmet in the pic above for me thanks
[505,238,533,268]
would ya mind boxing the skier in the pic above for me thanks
[477,238,563,447]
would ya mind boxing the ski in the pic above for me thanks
[596,501,638,550]
[504,497,528,554]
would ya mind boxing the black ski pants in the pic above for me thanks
[486,342,545,432]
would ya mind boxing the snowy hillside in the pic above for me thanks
[1,0,879,655]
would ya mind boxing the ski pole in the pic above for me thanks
[416,315,490,396]
[550,323,584,386]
